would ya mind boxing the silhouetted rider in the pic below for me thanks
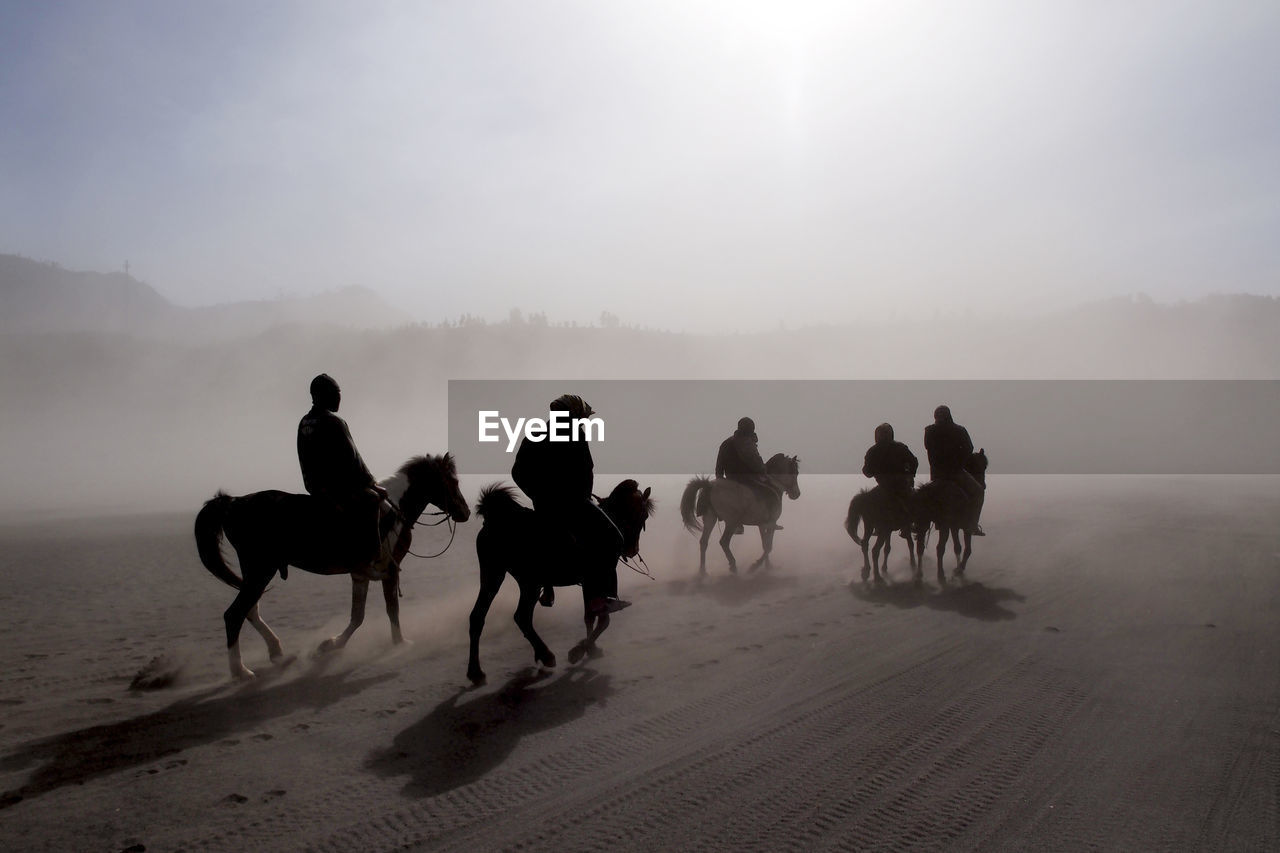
[716,416,782,532]
[512,394,629,616]
[298,373,387,564]
[923,404,985,536]
[862,422,917,532]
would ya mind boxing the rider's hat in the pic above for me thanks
[737,416,755,433]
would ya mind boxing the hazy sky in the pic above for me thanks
[2,1,1278,330]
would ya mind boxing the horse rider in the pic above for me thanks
[923,404,985,536]
[861,422,918,535]
[715,416,782,533]
[511,394,630,616]
[297,373,390,567]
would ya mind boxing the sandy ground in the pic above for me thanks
[0,475,1277,852]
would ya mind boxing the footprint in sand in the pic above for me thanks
[219,739,240,747]
[291,723,311,733]
[119,843,146,852]
[1044,626,1061,633]
[250,733,273,742]
[84,697,115,705]
[261,789,286,802]
[1203,622,1217,628]
[219,793,249,806]
[0,699,24,706]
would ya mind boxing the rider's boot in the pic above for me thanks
[587,596,631,615]
[539,586,555,607]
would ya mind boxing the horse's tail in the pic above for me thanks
[195,491,242,590]
[476,483,525,524]
[845,492,868,545]
[680,476,711,533]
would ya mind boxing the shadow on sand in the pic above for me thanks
[367,667,612,798]
[850,578,1025,622]
[665,570,799,607]
[0,662,396,809]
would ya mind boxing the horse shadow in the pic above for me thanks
[367,667,613,798]
[0,664,397,809]
[849,578,1025,622]
[666,571,799,607]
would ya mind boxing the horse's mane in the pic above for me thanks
[603,478,656,518]
[765,453,799,473]
[398,452,457,482]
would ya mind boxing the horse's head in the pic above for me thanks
[966,448,989,487]
[599,479,655,559]
[766,453,802,500]
[400,453,471,523]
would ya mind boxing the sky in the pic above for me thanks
[2,0,1278,331]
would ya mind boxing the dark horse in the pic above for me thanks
[467,480,655,686]
[679,453,802,574]
[196,454,471,680]
[845,450,989,586]
[910,449,989,584]
[845,486,917,584]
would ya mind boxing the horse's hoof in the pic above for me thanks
[316,637,342,656]
[467,667,486,686]
[587,645,604,660]
[568,643,587,665]
[537,651,557,669]
[231,667,256,682]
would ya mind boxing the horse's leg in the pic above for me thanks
[936,527,948,585]
[956,531,971,577]
[318,577,369,654]
[245,602,284,663]
[381,572,406,645]
[873,533,887,583]
[951,528,962,575]
[698,508,717,575]
[719,521,738,574]
[750,525,773,571]
[570,609,611,664]
[224,567,272,681]
[466,565,505,685]
[514,581,555,669]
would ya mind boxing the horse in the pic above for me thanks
[911,449,989,584]
[845,485,917,584]
[466,479,655,686]
[195,454,471,680]
[680,453,801,574]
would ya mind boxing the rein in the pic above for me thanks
[388,501,458,560]
[621,551,655,581]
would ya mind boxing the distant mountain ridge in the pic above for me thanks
[0,254,402,339]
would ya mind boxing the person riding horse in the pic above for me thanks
[297,373,389,567]
[923,405,984,536]
[511,394,630,616]
[861,422,918,537]
[715,416,782,533]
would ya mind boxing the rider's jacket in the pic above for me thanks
[297,406,377,499]
[862,440,919,479]
[512,431,594,509]
[924,420,974,479]
[716,429,767,480]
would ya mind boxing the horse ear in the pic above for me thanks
[642,487,651,499]
[979,448,986,456]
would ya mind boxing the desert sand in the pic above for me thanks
[1,475,1277,851]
